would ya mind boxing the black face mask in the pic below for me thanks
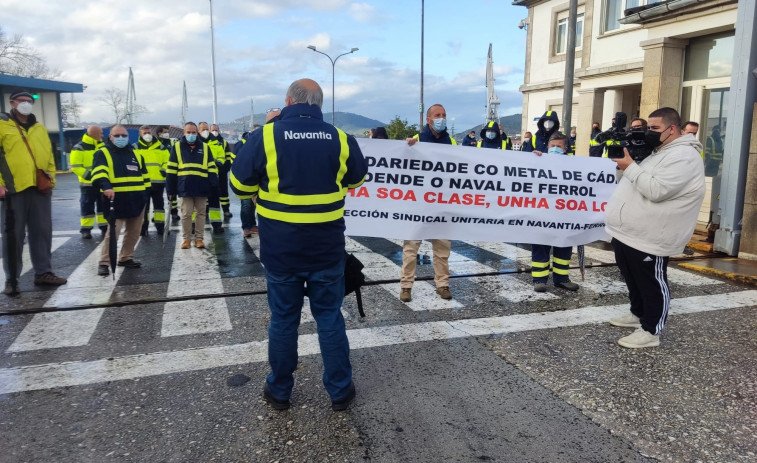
[645,126,671,149]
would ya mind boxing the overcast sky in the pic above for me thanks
[3,0,529,131]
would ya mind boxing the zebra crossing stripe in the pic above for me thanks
[1,290,755,395]
[7,236,136,353]
[350,238,464,311]
[0,237,69,283]
[161,234,232,337]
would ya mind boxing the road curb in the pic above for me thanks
[678,259,757,286]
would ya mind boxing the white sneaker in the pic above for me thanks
[618,328,660,349]
[609,312,641,328]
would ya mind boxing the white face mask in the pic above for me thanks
[200,130,210,139]
[16,101,33,116]
[543,120,555,130]
[159,132,170,139]
[211,130,219,137]
[142,134,153,143]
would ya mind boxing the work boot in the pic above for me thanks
[97,265,110,276]
[399,288,412,302]
[533,283,548,293]
[212,224,225,234]
[435,286,452,300]
[195,239,206,249]
[181,240,191,249]
[81,230,92,240]
[33,272,67,286]
[555,280,579,291]
[224,210,233,219]
[4,280,19,297]
[262,384,290,411]
[155,224,165,235]
[331,382,356,412]
[117,259,142,268]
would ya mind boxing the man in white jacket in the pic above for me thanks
[605,107,706,348]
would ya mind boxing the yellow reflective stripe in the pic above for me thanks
[263,124,279,194]
[553,268,570,275]
[177,163,206,169]
[230,172,259,193]
[112,186,146,192]
[258,188,346,205]
[335,129,349,188]
[553,257,571,266]
[256,204,344,223]
[178,171,209,177]
[532,269,550,277]
[348,175,366,189]
[531,261,550,268]
[487,121,495,128]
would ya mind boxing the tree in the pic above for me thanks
[385,116,419,140]
[0,27,58,78]
[60,94,82,128]
[98,87,148,124]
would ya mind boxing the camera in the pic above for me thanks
[595,112,654,162]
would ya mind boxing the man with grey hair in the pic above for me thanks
[231,78,368,411]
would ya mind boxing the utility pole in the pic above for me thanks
[420,0,425,129]
[250,98,254,130]
[561,0,578,134]
[209,0,219,125]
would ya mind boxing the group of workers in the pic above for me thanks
[1,79,706,411]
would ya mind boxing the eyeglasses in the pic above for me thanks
[266,108,281,113]
[112,134,129,138]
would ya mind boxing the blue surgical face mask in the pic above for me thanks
[548,146,565,155]
[486,131,497,140]
[432,118,447,132]
[186,133,197,143]
[113,137,129,148]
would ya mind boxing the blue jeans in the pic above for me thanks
[240,198,256,230]
[265,258,352,402]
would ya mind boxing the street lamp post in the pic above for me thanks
[307,45,359,126]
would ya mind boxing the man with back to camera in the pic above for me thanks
[606,107,705,348]
[403,103,457,303]
[230,78,367,411]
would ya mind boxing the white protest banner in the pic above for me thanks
[344,139,618,247]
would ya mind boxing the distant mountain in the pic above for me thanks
[220,111,387,138]
[455,113,522,144]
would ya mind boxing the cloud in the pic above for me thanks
[348,3,378,23]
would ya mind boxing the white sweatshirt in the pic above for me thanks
[604,133,706,256]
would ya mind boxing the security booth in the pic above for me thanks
[0,74,85,170]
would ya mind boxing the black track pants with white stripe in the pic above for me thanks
[611,238,670,335]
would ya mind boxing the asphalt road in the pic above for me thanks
[1,173,755,462]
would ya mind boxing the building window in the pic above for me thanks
[603,0,662,33]
[683,32,735,81]
[555,13,584,55]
